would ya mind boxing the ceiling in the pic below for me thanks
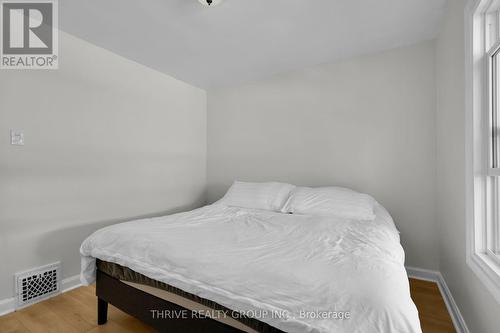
[60,0,448,89]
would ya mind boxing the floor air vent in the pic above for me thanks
[15,262,61,307]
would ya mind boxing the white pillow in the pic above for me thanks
[218,181,295,212]
[281,186,376,220]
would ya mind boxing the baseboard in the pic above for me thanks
[406,266,470,333]
[406,266,440,282]
[436,273,470,333]
[0,297,16,317]
[62,274,83,292]
[0,274,82,317]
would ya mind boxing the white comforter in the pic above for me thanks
[80,204,421,333]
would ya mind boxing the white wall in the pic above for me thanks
[0,32,207,300]
[207,41,438,270]
[5,7,499,331]
[436,1,500,332]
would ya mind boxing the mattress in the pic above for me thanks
[81,203,422,333]
[97,259,280,333]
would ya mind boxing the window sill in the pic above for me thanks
[467,252,500,303]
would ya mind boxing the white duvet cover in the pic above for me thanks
[80,204,421,333]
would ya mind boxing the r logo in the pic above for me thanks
[0,0,58,69]
[2,2,53,54]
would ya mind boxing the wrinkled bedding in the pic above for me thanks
[80,203,421,333]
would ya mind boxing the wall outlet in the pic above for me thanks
[10,130,24,146]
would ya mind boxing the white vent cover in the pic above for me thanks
[15,262,61,307]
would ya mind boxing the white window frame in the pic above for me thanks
[466,0,500,304]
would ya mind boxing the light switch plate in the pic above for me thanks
[10,130,24,146]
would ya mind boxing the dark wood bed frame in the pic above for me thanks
[96,269,245,332]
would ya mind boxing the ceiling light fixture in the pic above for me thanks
[198,0,222,6]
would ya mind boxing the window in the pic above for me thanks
[466,0,500,304]
[488,33,500,263]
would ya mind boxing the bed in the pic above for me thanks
[80,188,422,333]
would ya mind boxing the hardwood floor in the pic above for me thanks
[0,278,455,333]
[410,279,456,333]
